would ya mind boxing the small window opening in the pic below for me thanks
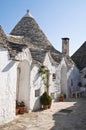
[52,73,56,80]
[35,89,40,97]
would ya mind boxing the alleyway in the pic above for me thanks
[0,97,86,130]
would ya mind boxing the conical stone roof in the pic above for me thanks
[0,11,74,66]
[9,10,63,64]
[10,10,51,47]
[71,42,86,70]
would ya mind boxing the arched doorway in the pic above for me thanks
[61,65,68,97]
[16,60,30,112]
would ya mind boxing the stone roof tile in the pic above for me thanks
[10,11,51,47]
[30,46,62,64]
[0,25,7,46]
[7,41,27,58]
[5,11,74,67]
[71,42,86,70]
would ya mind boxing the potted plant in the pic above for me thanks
[58,93,64,101]
[40,92,52,110]
[19,101,26,114]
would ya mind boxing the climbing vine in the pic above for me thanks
[38,65,49,93]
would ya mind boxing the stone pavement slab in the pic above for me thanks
[0,97,86,130]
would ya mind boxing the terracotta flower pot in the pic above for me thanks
[59,97,64,102]
[19,106,26,114]
[43,105,48,110]
[48,104,51,109]
[16,108,19,115]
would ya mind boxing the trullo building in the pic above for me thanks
[0,10,84,125]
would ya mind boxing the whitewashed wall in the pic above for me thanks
[60,57,80,98]
[0,47,17,125]
[16,48,32,112]
[81,67,86,87]
[30,53,81,111]
[0,46,81,124]
[44,53,61,101]
[17,60,30,112]
[30,65,45,111]
[0,47,32,125]
[67,64,80,97]
[60,58,68,97]
[30,52,61,111]
[28,52,66,111]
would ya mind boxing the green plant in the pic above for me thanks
[40,92,52,105]
[64,93,66,98]
[58,93,64,101]
[19,101,25,107]
[38,66,48,75]
[59,93,64,98]
[18,101,26,114]
[38,66,49,93]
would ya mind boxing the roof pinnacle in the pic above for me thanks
[27,9,29,13]
[24,9,33,18]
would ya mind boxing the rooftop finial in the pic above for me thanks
[27,9,29,13]
[24,9,33,18]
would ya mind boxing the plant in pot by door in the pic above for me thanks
[40,92,52,110]
[58,93,64,101]
[19,101,26,114]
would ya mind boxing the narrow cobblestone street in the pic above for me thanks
[0,97,86,130]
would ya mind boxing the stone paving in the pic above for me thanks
[0,97,86,130]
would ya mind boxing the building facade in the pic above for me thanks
[0,10,83,125]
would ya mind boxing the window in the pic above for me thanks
[84,75,86,78]
[35,89,40,97]
[52,73,56,80]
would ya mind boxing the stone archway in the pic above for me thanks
[61,65,68,97]
[16,60,30,112]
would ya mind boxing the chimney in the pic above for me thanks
[62,37,69,56]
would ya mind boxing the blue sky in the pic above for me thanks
[0,0,86,55]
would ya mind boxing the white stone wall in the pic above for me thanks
[81,67,86,87]
[28,52,66,111]
[16,48,32,112]
[17,60,30,111]
[44,53,61,101]
[30,65,44,111]
[0,47,32,124]
[0,48,17,125]
[30,53,62,111]
[67,65,80,97]
[60,58,68,97]
[60,57,80,97]
[30,53,81,111]
[16,48,32,63]
[0,46,81,124]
